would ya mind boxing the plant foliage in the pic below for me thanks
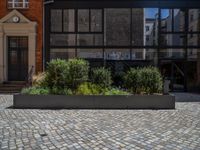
[21,87,50,95]
[91,67,112,88]
[124,67,163,94]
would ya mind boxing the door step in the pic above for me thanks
[3,81,26,85]
[0,81,27,94]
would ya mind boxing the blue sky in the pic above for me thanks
[145,8,169,18]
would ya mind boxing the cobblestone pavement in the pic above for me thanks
[0,94,200,150]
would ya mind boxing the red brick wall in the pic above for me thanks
[0,0,43,73]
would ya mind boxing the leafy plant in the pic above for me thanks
[124,68,141,93]
[67,59,89,89]
[50,86,73,95]
[21,87,50,95]
[124,67,163,94]
[45,59,69,89]
[103,88,130,95]
[91,67,112,88]
[76,82,102,95]
[140,67,163,94]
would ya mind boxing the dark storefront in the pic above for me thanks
[44,0,200,91]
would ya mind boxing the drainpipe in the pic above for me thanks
[43,0,54,71]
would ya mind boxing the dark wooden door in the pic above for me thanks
[8,37,28,81]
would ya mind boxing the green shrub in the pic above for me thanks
[124,67,163,94]
[76,82,102,95]
[140,67,163,94]
[124,68,141,93]
[50,86,73,95]
[45,59,69,89]
[21,87,50,95]
[91,67,112,88]
[43,59,89,90]
[103,88,130,95]
[67,59,89,89]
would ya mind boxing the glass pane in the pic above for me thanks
[174,9,185,32]
[10,51,18,65]
[77,49,103,59]
[50,49,76,60]
[145,8,158,46]
[188,9,200,32]
[51,9,62,32]
[105,9,131,46]
[188,34,200,46]
[160,49,185,59]
[78,9,89,32]
[50,34,76,46]
[9,37,18,48]
[105,49,130,60]
[132,8,145,46]
[160,34,185,46]
[63,9,75,32]
[14,2,23,8]
[77,34,103,46]
[91,9,102,32]
[19,37,28,48]
[161,9,172,32]
[145,49,158,65]
[131,49,145,60]
[188,49,198,60]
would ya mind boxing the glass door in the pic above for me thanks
[8,37,28,81]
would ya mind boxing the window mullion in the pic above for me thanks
[12,0,15,8]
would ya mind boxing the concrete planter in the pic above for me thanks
[13,95,175,109]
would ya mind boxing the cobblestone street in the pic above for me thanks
[0,94,200,150]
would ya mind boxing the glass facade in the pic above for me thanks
[49,8,145,60]
[45,0,200,91]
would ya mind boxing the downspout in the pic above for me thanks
[43,0,54,71]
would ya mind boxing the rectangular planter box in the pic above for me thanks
[13,95,175,109]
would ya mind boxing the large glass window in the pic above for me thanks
[49,8,200,61]
[46,1,200,92]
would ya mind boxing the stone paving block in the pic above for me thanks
[0,94,200,149]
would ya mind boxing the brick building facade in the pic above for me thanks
[0,0,43,82]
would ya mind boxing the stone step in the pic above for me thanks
[0,81,26,94]
[3,81,26,85]
[0,87,22,91]
[0,91,20,94]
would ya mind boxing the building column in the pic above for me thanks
[198,49,200,84]
[0,32,4,83]
[28,33,36,75]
